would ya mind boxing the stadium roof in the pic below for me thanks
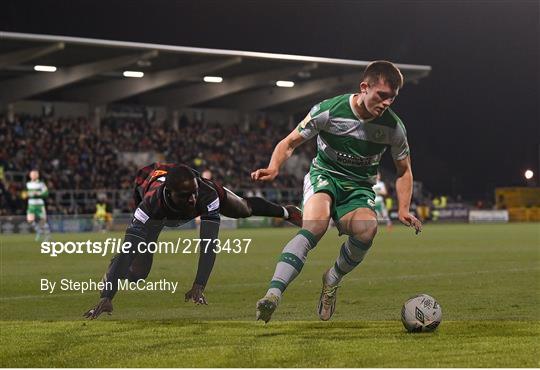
[0,31,432,113]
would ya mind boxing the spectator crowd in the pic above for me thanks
[0,114,314,215]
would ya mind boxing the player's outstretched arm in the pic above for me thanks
[394,156,422,234]
[251,128,306,182]
[185,214,220,305]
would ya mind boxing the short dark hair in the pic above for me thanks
[362,60,404,89]
[165,165,195,190]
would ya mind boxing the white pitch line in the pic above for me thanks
[0,292,90,301]
[343,266,540,284]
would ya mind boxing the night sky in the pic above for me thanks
[2,0,539,200]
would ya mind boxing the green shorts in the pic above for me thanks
[303,165,376,222]
[27,204,46,219]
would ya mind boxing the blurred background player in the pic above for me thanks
[93,193,113,232]
[373,172,393,230]
[84,162,302,319]
[25,170,51,241]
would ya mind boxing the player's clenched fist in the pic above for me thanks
[251,168,278,182]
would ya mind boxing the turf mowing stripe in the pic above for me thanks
[2,266,538,301]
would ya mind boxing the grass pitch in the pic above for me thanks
[1,223,539,367]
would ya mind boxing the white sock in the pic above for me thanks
[266,288,282,300]
[325,267,343,286]
[267,230,317,299]
[325,237,372,286]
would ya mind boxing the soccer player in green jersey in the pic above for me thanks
[26,170,51,241]
[373,172,393,230]
[251,61,422,322]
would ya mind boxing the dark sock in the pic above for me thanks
[245,197,285,217]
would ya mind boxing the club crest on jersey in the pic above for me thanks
[374,129,385,141]
[152,170,167,177]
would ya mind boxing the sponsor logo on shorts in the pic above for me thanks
[316,175,329,187]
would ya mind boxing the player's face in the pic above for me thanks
[360,79,399,118]
[168,179,198,210]
[29,170,39,181]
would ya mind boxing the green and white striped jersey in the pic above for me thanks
[373,180,387,204]
[26,180,48,206]
[297,94,409,184]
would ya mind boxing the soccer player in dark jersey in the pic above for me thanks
[84,162,301,319]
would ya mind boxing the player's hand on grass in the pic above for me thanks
[185,283,208,305]
[251,168,278,182]
[398,211,422,234]
[83,297,113,319]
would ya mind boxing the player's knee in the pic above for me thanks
[128,269,150,281]
[352,221,377,244]
[227,207,251,219]
[302,207,332,241]
[108,255,130,279]
[222,197,251,218]
[237,199,252,218]
[302,219,329,242]
[128,256,152,281]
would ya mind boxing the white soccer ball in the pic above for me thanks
[401,294,442,332]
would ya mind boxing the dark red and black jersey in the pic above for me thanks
[101,163,224,296]
[133,162,177,207]
[132,162,224,227]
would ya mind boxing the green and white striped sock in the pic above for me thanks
[326,237,372,286]
[266,229,317,299]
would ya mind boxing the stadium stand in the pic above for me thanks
[0,32,432,218]
[0,113,314,214]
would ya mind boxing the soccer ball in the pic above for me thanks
[401,294,442,332]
